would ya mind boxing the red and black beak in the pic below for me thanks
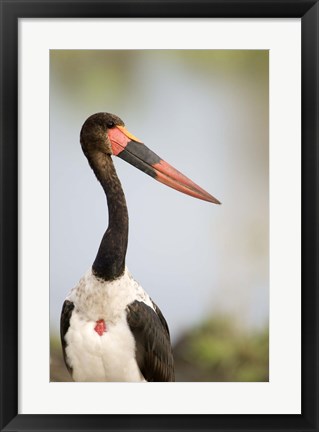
[108,125,221,204]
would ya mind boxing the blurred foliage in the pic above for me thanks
[51,315,268,382]
[173,315,268,382]
[50,335,72,382]
[51,49,268,110]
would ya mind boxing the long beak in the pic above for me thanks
[108,125,221,204]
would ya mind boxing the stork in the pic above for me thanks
[60,113,220,382]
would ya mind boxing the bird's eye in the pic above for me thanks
[107,121,115,128]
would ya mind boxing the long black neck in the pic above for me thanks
[88,150,129,280]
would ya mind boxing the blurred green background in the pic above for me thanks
[50,50,269,382]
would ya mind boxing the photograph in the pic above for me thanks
[50,49,269,383]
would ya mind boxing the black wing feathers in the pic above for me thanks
[126,300,175,382]
[60,300,74,374]
[151,299,171,336]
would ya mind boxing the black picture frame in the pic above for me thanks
[1,1,318,431]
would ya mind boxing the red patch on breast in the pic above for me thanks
[94,319,107,336]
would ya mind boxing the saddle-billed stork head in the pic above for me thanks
[80,112,220,204]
